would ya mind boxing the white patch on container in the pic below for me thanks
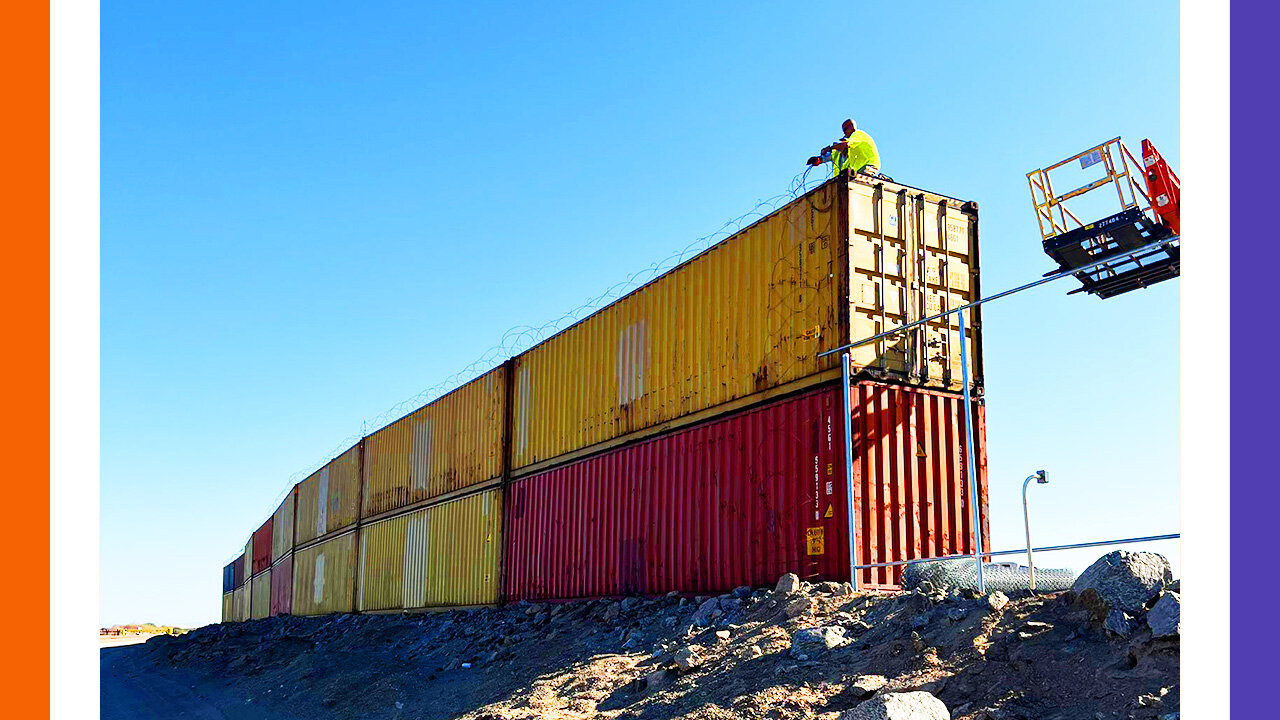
[515,364,531,456]
[317,467,329,537]
[403,511,430,609]
[313,553,326,604]
[481,491,491,516]
[616,320,647,404]
[411,418,433,491]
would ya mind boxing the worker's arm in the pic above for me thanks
[807,140,849,167]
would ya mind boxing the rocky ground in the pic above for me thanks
[119,552,1180,720]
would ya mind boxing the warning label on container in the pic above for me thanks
[806,527,825,555]
[824,504,834,519]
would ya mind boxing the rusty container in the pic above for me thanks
[292,531,357,616]
[270,554,293,616]
[362,366,507,519]
[504,380,988,600]
[356,488,502,612]
[250,570,271,619]
[252,518,273,576]
[511,176,981,472]
[271,488,296,562]
[232,553,245,588]
[295,443,362,546]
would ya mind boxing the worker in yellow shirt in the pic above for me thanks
[808,118,882,178]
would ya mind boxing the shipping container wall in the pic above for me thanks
[295,444,362,546]
[845,182,981,391]
[292,532,357,616]
[271,489,296,562]
[233,584,248,622]
[242,539,253,583]
[222,592,234,623]
[362,367,507,518]
[222,561,236,593]
[849,382,990,589]
[251,570,271,620]
[270,554,293,616]
[511,181,843,471]
[252,518,274,575]
[358,488,502,611]
[510,177,981,471]
[505,386,849,601]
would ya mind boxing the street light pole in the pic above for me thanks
[1022,470,1048,591]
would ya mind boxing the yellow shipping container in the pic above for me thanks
[233,584,248,622]
[222,592,234,623]
[512,176,981,470]
[271,488,296,562]
[358,488,502,611]
[250,570,271,620]
[295,444,362,546]
[362,367,506,518]
[242,537,253,583]
[292,532,357,616]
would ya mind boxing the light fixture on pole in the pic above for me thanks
[1023,470,1048,591]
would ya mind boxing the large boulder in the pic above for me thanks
[790,626,846,656]
[1071,551,1172,618]
[689,597,723,626]
[838,691,949,720]
[1147,591,1181,638]
[776,573,802,595]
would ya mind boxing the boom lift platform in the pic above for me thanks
[1027,137,1180,299]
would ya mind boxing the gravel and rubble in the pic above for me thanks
[123,554,1180,720]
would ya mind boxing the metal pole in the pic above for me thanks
[1023,475,1036,592]
[848,531,1180,570]
[958,308,985,593]
[841,352,859,591]
[818,236,1179,359]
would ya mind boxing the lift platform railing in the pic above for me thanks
[1027,137,1152,242]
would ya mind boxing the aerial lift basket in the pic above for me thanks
[1027,137,1180,299]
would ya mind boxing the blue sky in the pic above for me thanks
[102,2,1179,627]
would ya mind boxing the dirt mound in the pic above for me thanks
[128,580,1179,719]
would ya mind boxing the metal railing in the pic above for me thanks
[848,532,1180,572]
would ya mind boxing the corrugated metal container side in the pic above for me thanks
[504,386,848,601]
[504,380,990,601]
[292,532,357,616]
[222,561,236,593]
[233,585,248,622]
[358,488,502,611]
[295,444,362,546]
[271,489,296,562]
[270,554,293,616]
[362,367,507,518]
[510,176,981,471]
[232,553,245,588]
[242,539,253,583]
[252,518,274,575]
[250,570,271,620]
[849,381,990,590]
[844,181,981,392]
[222,592,234,623]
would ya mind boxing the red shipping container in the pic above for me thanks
[232,553,245,588]
[252,518,274,576]
[504,381,989,601]
[270,554,293,616]
[849,381,990,589]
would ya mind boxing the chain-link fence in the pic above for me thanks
[901,558,1076,594]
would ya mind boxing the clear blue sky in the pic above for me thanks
[102,2,1179,627]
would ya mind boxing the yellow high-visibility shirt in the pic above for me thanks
[832,130,881,177]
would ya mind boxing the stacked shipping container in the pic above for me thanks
[219,174,988,620]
